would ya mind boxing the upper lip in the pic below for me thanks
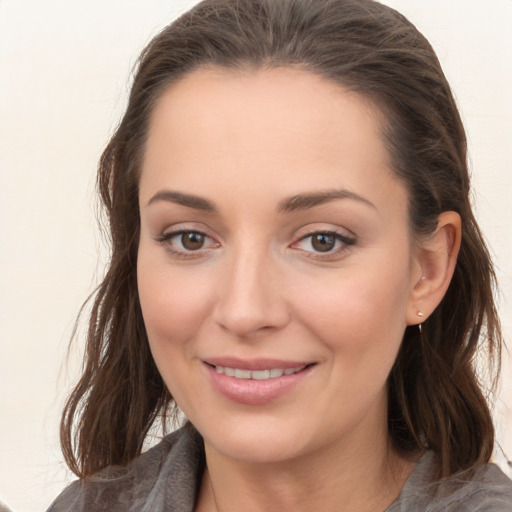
[203,357,314,371]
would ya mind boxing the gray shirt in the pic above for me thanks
[47,423,512,511]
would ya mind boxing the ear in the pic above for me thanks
[406,211,462,326]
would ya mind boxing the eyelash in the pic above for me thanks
[155,230,219,258]
[292,229,356,259]
[155,228,356,260]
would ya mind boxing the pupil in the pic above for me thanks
[182,232,205,250]
[312,233,335,252]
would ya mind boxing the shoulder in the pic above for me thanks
[46,423,204,512]
[388,453,512,511]
[458,463,512,511]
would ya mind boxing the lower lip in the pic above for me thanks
[204,363,314,405]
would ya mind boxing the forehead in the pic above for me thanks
[140,67,407,219]
[144,66,386,161]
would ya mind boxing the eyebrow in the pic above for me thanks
[146,187,376,214]
[146,190,218,212]
[278,189,377,213]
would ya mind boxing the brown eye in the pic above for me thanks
[293,230,356,257]
[157,229,219,257]
[181,232,205,250]
[311,233,336,252]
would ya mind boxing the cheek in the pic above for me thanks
[291,264,411,428]
[292,256,412,359]
[137,251,216,409]
[137,250,213,347]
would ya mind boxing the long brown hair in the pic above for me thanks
[61,0,502,479]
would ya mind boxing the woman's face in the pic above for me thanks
[137,67,424,464]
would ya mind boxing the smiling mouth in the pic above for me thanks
[211,364,309,380]
[204,361,315,404]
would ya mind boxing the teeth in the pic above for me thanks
[224,366,236,377]
[252,370,270,380]
[213,365,306,380]
[234,369,252,379]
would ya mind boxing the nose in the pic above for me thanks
[213,246,290,338]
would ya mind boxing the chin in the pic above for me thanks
[190,408,331,465]
[207,429,311,464]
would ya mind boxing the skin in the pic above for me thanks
[137,67,461,511]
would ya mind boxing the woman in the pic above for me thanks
[48,0,512,510]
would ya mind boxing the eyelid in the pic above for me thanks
[155,221,217,241]
[294,224,356,242]
[157,229,216,245]
[290,226,357,258]
[154,224,221,257]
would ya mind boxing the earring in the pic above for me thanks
[417,311,423,333]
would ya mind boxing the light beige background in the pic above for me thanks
[0,1,510,510]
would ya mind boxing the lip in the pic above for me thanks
[204,357,312,371]
[202,358,315,406]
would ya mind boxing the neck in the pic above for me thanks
[196,415,417,512]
